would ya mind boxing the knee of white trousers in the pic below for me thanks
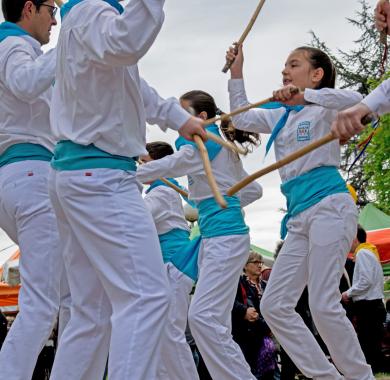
[187,302,207,336]
[260,292,293,325]
[308,296,344,324]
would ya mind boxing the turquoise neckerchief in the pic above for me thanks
[0,143,52,168]
[0,22,30,43]
[146,178,180,194]
[175,124,222,161]
[61,0,124,19]
[259,102,304,156]
[197,195,248,239]
[51,140,136,171]
[280,166,349,239]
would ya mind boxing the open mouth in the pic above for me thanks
[283,79,292,86]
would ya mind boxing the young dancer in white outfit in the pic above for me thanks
[48,1,206,379]
[137,90,263,380]
[0,1,70,379]
[141,141,200,380]
[226,45,374,380]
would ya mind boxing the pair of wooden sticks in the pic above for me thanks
[167,92,341,207]
[51,0,365,209]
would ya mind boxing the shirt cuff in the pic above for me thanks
[168,103,191,131]
[361,91,382,114]
[228,78,245,93]
[303,88,320,104]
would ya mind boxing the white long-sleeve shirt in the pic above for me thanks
[137,144,263,206]
[228,79,363,182]
[362,79,390,116]
[50,0,190,158]
[347,248,384,302]
[0,35,56,155]
[144,186,190,236]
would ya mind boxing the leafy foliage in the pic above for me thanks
[310,1,390,212]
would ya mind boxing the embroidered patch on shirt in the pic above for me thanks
[297,121,311,142]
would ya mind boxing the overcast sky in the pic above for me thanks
[0,0,378,253]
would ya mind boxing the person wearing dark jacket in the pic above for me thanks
[232,251,270,379]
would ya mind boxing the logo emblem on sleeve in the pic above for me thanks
[297,121,311,142]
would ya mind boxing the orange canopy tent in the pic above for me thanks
[0,247,20,308]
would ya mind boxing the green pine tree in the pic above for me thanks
[310,0,390,213]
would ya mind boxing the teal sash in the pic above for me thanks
[61,0,124,19]
[197,195,248,239]
[51,141,136,171]
[0,143,52,168]
[170,236,201,282]
[280,166,349,239]
[159,228,190,264]
[159,228,200,281]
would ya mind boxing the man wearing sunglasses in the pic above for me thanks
[0,1,70,380]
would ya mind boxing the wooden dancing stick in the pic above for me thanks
[159,177,189,198]
[203,88,299,155]
[226,133,336,196]
[54,0,64,7]
[226,114,377,196]
[222,0,267,73]
[205,130,247,156]
[193,135,227,209]
[204,88,299,129]
[136,159,189,198]
[204,96,272,127]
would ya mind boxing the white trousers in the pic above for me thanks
[158,263,199,380]
[260,193,374,380]
[0,161,67,380]
[188,234,256,380]
[48,168,170,380]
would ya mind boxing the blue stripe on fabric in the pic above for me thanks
[197,195,248,239]
[51,141,136,171]
[159,228,200,281]
[0,143,52,168]
[280,166,349,239]
[170,236,201,282]
[60,0,124,19]
[258,102,304,156]
[0,22,29,43]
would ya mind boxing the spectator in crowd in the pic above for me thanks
[384,299,390,372]
[0,311,7,350]
[232,251,277,379]
[342,225,386,373]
